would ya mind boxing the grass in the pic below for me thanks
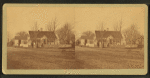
[7,46,144,69]
[7,47,75,69]
[75,46,144,69]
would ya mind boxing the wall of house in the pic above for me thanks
[121,39,126,45]
[106,36,113,44]
[121,34,126,45]
[86,39,95,47]
[80,39,85,46]
[94,40,97,46]
[20,40,28,47]
[14,40,19,46]
[20,44,28,47]
[96,36,123,48]
[13,39,30,47]
[54,39,59,45]
[28,40,31,45]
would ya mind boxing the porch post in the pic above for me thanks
[46,38,47,44]
[120,39,121,45]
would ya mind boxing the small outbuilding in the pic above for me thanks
[14,35,29,47]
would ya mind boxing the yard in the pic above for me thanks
[7,47,76,69]
[75,46,144,69]
[7,46,144,69]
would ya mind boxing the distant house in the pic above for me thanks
[29,30,59,48]
[14,35,29,47]
[79,35,96,47]
[95,30,123,48]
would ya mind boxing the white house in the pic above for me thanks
[79,35,95,47]
[14,35,30,47]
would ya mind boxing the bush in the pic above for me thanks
[137,45,144,48]
[7,41,14,47]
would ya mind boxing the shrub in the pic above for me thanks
[7,41,14,47]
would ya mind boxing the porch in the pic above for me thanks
[31,38,56,48]
[97,38,121,48]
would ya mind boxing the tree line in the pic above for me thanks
[78,20,143,45]
[31,17,75,44]
[7,17,75,46]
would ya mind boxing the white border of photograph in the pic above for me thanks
[2,4,148,75]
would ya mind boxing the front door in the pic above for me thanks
[43,39,46,44]
[110,39,112,44]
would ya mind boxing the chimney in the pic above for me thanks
[107,28,109,31]
[40,28,43,31]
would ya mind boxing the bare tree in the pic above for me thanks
[31,21,39,31]
[97,22,104,31]
[82,31,95,38]
[46,21,53,31]
[7,31,14,46]
[46,17,58,32]
[7,31,10,43]
[113,18,123,31]
[56,23,74,44]
[53,17,58,32]
[119,17,123,32]
[16,31,29,38]
[123,24,141,45]
[113,23,120,31]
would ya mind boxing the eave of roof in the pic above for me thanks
[14,36,28,40]
[95,31,123,39]
[29,31,57,40]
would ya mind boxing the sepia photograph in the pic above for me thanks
[6,6,75,69]
[2,4,148,75]
[75,7,145,69]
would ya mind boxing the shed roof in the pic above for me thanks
[80,34,95,40]
[14,36,28,40]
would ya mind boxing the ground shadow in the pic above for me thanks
[59,47,75,49]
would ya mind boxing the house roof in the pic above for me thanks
[80,35,94,40]
[29,31,57,40]
[14,36,28,40]
[95,31,122,39]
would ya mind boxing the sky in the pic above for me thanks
[7,6,146,40]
